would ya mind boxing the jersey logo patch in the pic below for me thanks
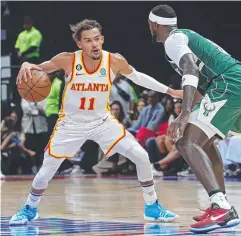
[100,68,106,75]
[203,102,216,117]
[76,64,82,71]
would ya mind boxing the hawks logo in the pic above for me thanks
[203,102,216,117]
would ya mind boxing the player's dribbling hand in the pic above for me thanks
[167,110,190,141]
[16,62,42,84]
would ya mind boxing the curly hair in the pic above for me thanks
[70,19,102,42]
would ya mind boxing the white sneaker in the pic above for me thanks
[0,170,5,179]
[152,169,163,177]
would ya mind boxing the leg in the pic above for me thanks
[9,153,65,225]
[158,146,181,167]
[164,136,175,153]
[95,118,179,222]
[155,135,167,154]
[202,137,225,193]
[145,137,163,163]
[9,118,87,225]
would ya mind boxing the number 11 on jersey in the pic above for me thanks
[79,97,96,110]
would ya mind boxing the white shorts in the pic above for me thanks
[44,115,138,158]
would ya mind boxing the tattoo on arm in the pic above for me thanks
[179,53,199,112]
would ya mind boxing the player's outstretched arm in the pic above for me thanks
[110,53,183,99]
[16,52,72,84]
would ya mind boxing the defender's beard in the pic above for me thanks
[152,32,158,44]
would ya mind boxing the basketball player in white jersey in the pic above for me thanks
[10,19,182,225]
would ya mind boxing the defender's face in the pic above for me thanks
[77,28,104,60]
[148,19,157,43]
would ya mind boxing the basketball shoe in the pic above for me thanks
[193,207,212,221]
[144,200,179,222]
[190,203,240,233]
[9,204,38,225]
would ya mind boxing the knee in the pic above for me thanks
[127,145,150,166]
[145,137,156,148]
[175,137,190,151]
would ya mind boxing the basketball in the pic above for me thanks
[17,70,51,102]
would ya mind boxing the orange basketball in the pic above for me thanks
[17,70,51,102]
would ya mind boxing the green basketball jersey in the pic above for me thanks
[166,29,240,95]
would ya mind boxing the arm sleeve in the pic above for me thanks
[123,69,168,94]
[164,32,193,68]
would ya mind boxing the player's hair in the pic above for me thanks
[70,19,102,42]
[151,5,176,18]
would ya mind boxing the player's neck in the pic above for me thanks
[82,52,102,72]
[162,27,177,43]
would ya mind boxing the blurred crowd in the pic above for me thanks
[1,70,241,179]
[1,13,241,179]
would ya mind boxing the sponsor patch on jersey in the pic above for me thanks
[76,64,82,71]
[100,68,106,75]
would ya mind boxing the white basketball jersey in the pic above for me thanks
[60,50,114,122]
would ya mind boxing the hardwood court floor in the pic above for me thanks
[1,175,241,235]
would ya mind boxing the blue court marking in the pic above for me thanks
[1,217,241,236]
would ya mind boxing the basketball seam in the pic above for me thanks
[23,73,49,101]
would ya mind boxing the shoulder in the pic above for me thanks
[165,32,189,50]
[156,103,164,110]
[110,53,127,65]
[52,52,73,62]
[18,31,25,37]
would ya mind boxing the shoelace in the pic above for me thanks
[16,205,34,219]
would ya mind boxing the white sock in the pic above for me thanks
[210,192,231,210]
[141,183,157,205]
[26,191,42,208]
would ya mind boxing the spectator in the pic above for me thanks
[110,73,135,117]
[217,132,241,177]
[45,70,65,137]
[145,99,183,176]
[128,90,165,147]
[132,98,147,125]
[1,111,35,175]
[92,101,131,175]
[21,99,48,173]
[110,101,131,128]
[15,16,42,64]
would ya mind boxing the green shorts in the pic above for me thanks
[190,64,241,139]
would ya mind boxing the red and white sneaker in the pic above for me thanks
[193,207,211,221]
[190,203,240,233]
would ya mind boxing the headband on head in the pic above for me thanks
[149,12,177,25]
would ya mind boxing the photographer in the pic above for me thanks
[1,111,35,175]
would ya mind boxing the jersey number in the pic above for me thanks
[79,97,95,110]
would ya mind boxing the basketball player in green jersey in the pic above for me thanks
[148,4,241,234]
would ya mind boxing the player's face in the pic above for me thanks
[77,28,104,60]
[148,20,157,43]
[148,20,164,43]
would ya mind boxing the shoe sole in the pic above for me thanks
[144,214,179,222]
[9,213,39,226]
[189,219,240,233]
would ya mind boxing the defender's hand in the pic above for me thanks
[167,110,190,140]
[16,63,42,84]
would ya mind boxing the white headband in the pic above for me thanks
[149,11,177,25]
